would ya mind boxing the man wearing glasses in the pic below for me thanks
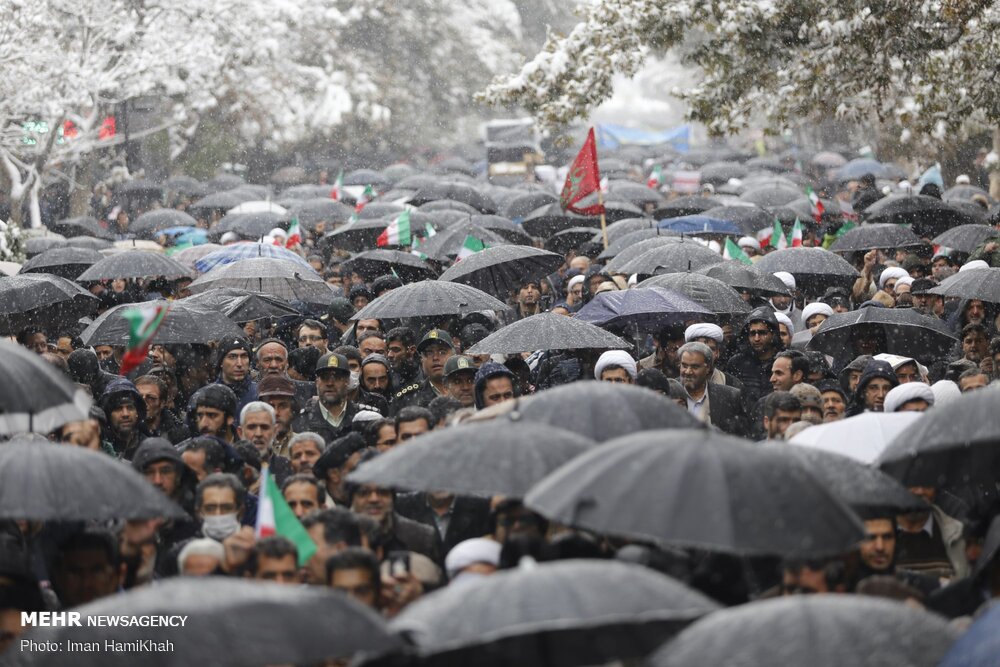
[296,319,329,353]
[725,307,784,407]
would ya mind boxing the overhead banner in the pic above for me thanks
[596,123,690,152]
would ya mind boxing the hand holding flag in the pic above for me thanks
[119,303,169,376]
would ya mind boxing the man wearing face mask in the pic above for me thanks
[333,345,388,416]
[195,473,246,543]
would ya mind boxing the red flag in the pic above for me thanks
[560,128,605,216]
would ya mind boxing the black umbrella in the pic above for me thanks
[738,183,801,207]
[353,280,506,320]
[24,236,67,257]
[19,246,105,280]
[933,223,999,253]
[341,249,436,283]
[699,161,747,186]
[321,217,396,252]
[76,251,192,282]
[863,194,979,237]
[575,286,711,332]
[696,262,790,297]
[287,198,354,231]
[745,156,790,173]
[212,211,289,240]
[492,382,702,442]
[344,168,391,188]
[929,266,1000,303]
[433,156,477,177]
[772,197,842,225]
[417,221,508,261]
[50,216,112,240]
[0,274,100,334]
[395,174,441,191]
[355,201,403,220]
[522,202,597,237]
[604,180,665,206]
[439,245,563,298]
[545,227,605,255]
[81,300,245,346]
[66,236,113,251]
[526,428,865,556]
[942,184,992,203]
[602,235,683,267]
[130,209,200,238]
[700,205,773,236]
[602,217,659,242]
[502,191,558,220]
[0,440,185,520]
[616,240,724,276]
[348,418,595,498]
[877,385,1000,487]
[773,444,927,515]
[466,313,630,355]
[409,181,497,214]
[753,247,859,294]
[637,272,751,316]
[653,196,723,220]
[419,198,479,215]
[17,578,400,667]
[182,288,301,321]
[188,258,330,301]
[648,595,958,667]
[165,174,208,196]
[829,223,925,252]
[0,340,91,434]
[117,178,163,198]
[469,214,533,244]
[189,189,248,211]
[281,184,332,200]
[388,560,719,667]
[808,306,956,363]
[571,197,645,222]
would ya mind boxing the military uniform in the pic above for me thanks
[391,380,443,414]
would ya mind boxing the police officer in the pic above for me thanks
[442,355,478,408]
[392,329,455,414]
[292,352,361,444]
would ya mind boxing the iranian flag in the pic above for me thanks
[285,218,302,248]
[355,185,375,212]
[790,219,804,247]
[377,210,411,247]
[330,170,344,201]
[647,165,663,190]
[770,220,788,250]
[724,238,753,266]
[119,303,169,376]
[411,235,428,260]
[254,465,317,566]
[805,186,825,222]
[456,235,486,260]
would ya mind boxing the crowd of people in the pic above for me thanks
[1,145,999,663]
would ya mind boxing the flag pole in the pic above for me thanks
[598,188,609,250]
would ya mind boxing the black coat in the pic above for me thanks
[291,400,361,445]
[395,493,491,556]
[384,513,441,564]
[706,383,750,437]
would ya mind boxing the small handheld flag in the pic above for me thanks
[119,303,169,376]
[330,170,344,201]
[255,465,317,566]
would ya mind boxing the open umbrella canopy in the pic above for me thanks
[788,412,922,464]
[834,158,893,181]
[341,249,436,283]
[321,217,398,252]
[76,250,191,282]
[468,214,533,244]
[66,236,113,251]
[604,179,665,206]
[526,428,865,556]
[50,216,113,240]
[344,168,391,188]
[544,227,600,255]
[0,274,100,335]
[353,280,506,320]
[467,313,630,355]
[212,211,289,240]
[19,246,105,280]
[501,190,558,220]
[738,182,801,207]
[409,181,497,213]
[439,245,563,298]
[0,440,185,521]
[602,217,659,242]
[487,382,702,442]
[171,243,222,269]
[828,223,925,252]
[575,286,711,331]
[863,194,979,237]
[289,198,354,230]
[0,340,91,434]
[648,595,958,667]
[130,209,199,238]
[638,272,751,316]
[182,288,301,321]
[877,385,1000,487]
[356,201,404,219]
[658,215,742,236]
[348,418,595,498]
[521,202,597,237]
[190,189,251,211]
[932,223,1000,253]
[753,247,860,294]
[616,240,725,275]
[699,160,747,185]
[602,235,683,268]
[942,183,992,203]
[193,242,312,272]
[696,261,790,297]
[81,300,244,346]
[419,198,480,215]
[188,257,330,301]
[808,306,956,363]
[413,221,508,261]
[24,236,67,257]
[701,205,775,236]
[653,196,723,220]
[387,560,719,667]
[16,578,400,667]
[937,599,1000,667]
[810,150,848,168]
[929,266,1000,303]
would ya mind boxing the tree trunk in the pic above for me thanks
[991,127,1000,201]
[69,158,95,217]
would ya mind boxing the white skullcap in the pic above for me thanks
[960,259,989,273]
[878,267,908,289]
[738,236,761,251]
[773,271,796,290]
[931,380,962,407]
[707,240,721,254]
[773,311,794,335]
[955,174,971,185]
[594,350,637,381]
[627,274,638,287]
[801,302,834,323]
[220,231,240,244]
[445,538,501,580]
[685,323,724,342]
[178,538,225,573]
[895,276,914,288]
[352,410,382,424]
[874,353,916,372]
[567,275,585,290]
[883,382,935,413]
[269,227,287,238]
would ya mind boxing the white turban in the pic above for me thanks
[567,275,585,290]
[594,350,637,380]
[878,267,908,289]
[178,538,225,573]
[627,274,638,287]
[960,259,990,273]
[883,382,935,413]
[220,231,240,245]
[685,323,724,342]
[801,302,834,323]
[956,174,971,185]
[445,538,501,580]
[773,311,794,336]
[931,380,962,407]
[773,271,796,290]
[269,227,287,238]
[895,276,914,288]
[738,236,761,251]
[352,410,382,424]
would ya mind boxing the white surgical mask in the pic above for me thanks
[202,513,240,541]
[348,370,360,391]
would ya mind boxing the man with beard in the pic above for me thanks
[727,307,783,407]
[135,375,188,444]
[442,355,478,408]
[255,338,315,408]
[239,401,293,486]
[385,327,420,386]
[213,337,257,422]
[677,342,748,436]
[392,330,454,414]
[313,433,368,506]
[360,354,393,403]
[504,279,542,323]
[99,378,150,460]
[293,352,360,443]
[187,385,239,443]
[815,381,847,422]
[257,375,298,458]
[639,324,685,378]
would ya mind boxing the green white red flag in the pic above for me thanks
[330,170,344,201]
[647,165,663,189]
[790,219,804,247]
[456,235,486,260]
[355,185,375,212]
[285,218,302,248]
[724,237,753,265]
[119,303,169,376]
[377,210,411,247]
[254,465,317,566]
[770,220,788,250]
[805,186,825,222]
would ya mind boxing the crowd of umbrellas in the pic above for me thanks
[1,144,1000,667]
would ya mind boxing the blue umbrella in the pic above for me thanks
[936,598,999,667]
[195,242,311,273]
[834,158,890,181]
[575,286,711,332]
[658,215,742,236]
[159,227,208,245]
